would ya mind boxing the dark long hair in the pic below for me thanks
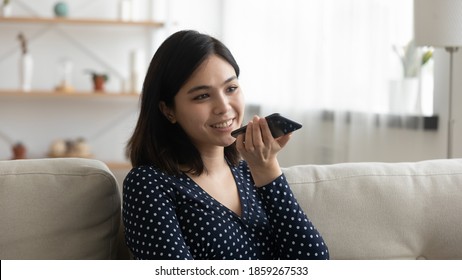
[126,30,241,175]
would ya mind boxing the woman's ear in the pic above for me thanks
[159,101,177,123]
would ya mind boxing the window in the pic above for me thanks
[222,0,432,115]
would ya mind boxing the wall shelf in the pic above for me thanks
[0,89,140,99]
[0,1,159,173]
[0,16,164,28]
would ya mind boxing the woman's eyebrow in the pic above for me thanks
[223,75,237,84]
[187,85,210,94]
[187,75,238,94]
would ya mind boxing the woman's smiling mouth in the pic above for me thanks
[211,119,234,129]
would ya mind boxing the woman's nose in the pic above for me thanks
[213,93,231,114]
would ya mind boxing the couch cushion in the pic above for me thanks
[0,158,121,259]
[283,159,462,260]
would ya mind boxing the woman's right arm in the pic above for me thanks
[122,166,193,260]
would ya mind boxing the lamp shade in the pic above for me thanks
[414,0,462,47]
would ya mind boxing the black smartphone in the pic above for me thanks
[231,113,302,138]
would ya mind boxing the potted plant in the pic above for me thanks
[393,40,433,78]
[86,70,109,92]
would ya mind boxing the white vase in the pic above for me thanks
[119,0,132,21]
[129,49,143,94]
[19,53,33,92]
[1,3,12,17]
[388,78,420,115]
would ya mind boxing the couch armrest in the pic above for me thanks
[0,158,123,259]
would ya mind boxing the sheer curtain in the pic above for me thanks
[221,0,435,165]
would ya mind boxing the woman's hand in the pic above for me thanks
[235,115,291,187]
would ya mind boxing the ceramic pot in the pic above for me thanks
[93,75,106,91]
[54,2,69,17]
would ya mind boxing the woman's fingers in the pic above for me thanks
[236,133,245,150]
[258,116,273,144]
[234,115,291,187]
[244,120,254,150]
[276,133,292,149]
[251,116,264,148]
[237,115,291,154]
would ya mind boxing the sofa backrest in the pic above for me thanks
[284,159,462,260]
[3,157,461,260]
[0,158,125,260]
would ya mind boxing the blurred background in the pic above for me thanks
[1,0,461,185]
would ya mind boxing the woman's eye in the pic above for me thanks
[227,86,238,93]
[193,93,209,100]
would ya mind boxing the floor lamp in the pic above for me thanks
[414,0,462,158]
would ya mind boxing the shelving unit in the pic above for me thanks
[0,13,163,91]
[0,2,164,172]
[0,89,140,99]
[0,88,140,169]
[0,16,164,28]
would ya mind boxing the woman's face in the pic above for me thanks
[165,54,244,152]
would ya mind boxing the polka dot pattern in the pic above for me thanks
[122,161,329,260]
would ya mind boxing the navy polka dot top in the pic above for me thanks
[122,161,329,260]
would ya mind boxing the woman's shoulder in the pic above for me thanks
[127,164,165,177]
[123,165,184,194]
[124,165,180,184]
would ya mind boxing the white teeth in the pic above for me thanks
[212,120,233,128]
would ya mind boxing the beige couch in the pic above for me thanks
[1,157,461,259]
[0,158,128,260]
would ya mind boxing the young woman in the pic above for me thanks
[123,30,329,260]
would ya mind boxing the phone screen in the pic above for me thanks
[231,113,302,138]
